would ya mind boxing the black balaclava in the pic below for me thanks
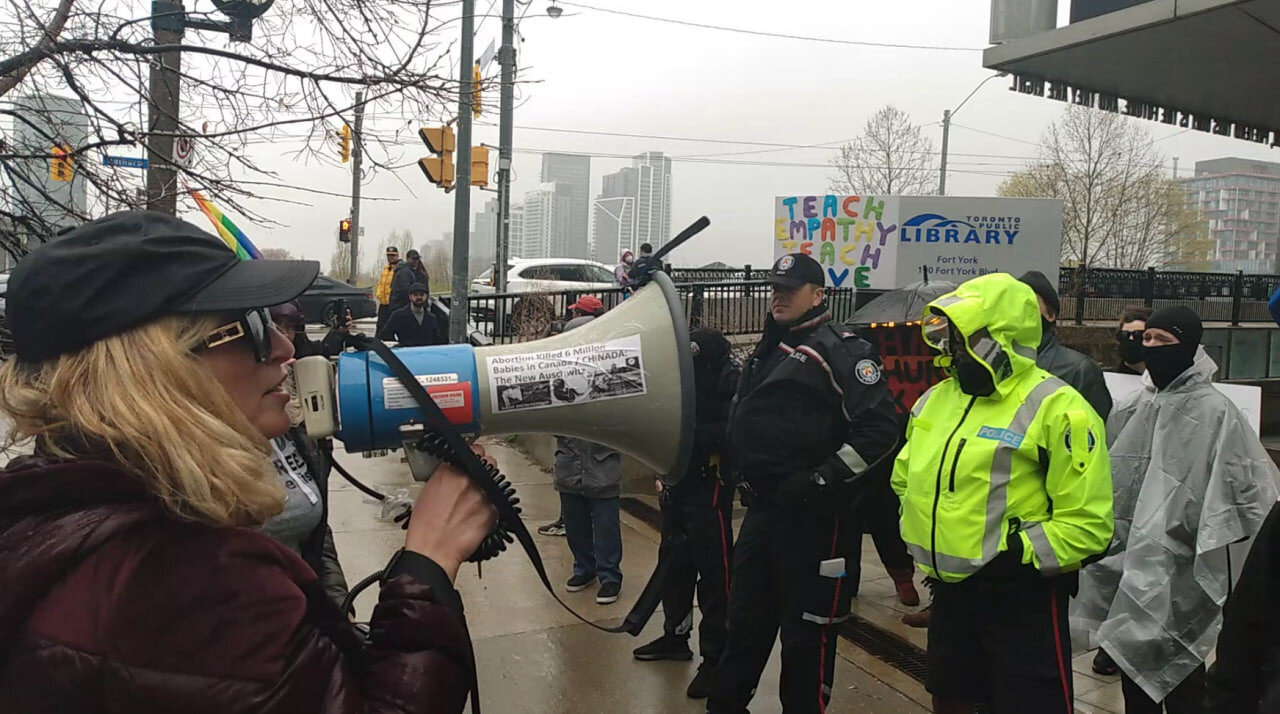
[949,325,996,397]
[1143,306,1202,389]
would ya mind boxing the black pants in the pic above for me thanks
[707,501,854,714]
[1121,665,1206,714]
[847,471,912,590]
[375,304,392,335]
[926,556,1075,713]
[660,477,734,663]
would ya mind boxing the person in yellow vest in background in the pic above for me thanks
[374,246,400,335]
[892,273,1114,714]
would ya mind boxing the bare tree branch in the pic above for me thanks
[828,105,936,197]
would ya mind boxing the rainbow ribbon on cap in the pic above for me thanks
[188,189,262,260]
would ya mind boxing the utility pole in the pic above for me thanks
[494,0,516,293]
[449,0,475,343]
[349,91,365,283]
[146,3,183,215]
[938,109,951,197]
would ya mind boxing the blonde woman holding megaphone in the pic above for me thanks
[0,211,495,713]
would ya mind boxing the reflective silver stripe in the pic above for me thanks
[1021,521,1063,574]
[802,612,852,626]
[836,444,869,475]
[906,543,985,576]
[983,376,1067,565]
[911,386,936,417]
[972,335,1003,365]
[1013,343,1038,360]
[932,295,963,308]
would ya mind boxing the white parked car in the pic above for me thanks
[470,258,617,295]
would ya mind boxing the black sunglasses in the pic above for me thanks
[1116,328,1145,342]
[201,307,276,363]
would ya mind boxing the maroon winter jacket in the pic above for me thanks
[0,457,474,712]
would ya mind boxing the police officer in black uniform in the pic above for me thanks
[708,254,901,714]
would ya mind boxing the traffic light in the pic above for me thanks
[338,124,351,163]
[418,125,455,191]
[338,218,352,243]
[50,144,72,182]
[471,145,490,188]
[473,62,483,119]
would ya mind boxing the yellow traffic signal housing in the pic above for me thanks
[471,146,489,188]
[338,218,352,243]
[50,144,73,182]
[418,126,456,191]
[473,63,483,119]
[338,124,351,163]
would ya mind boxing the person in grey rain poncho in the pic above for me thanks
[1072,306,1280,713]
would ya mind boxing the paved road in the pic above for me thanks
[330,439,927,714]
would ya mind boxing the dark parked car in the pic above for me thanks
[298,275,377,325]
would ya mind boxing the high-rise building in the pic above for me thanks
[540,153,591,258]
[509,203,524,261]
[1181,158,1280,273]
[590,152,673,262]
[520,183,573,260]
[591,167,637,263]
[470,198,499,276]
[11,93,89,238]
[634,151,673,250]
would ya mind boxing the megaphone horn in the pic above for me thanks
[297,271,696,484]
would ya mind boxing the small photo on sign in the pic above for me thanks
[497,380,552,412]
[590,357,644,399]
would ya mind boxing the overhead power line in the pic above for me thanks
[559,1,985,52]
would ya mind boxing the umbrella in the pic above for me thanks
[847,280,958,327]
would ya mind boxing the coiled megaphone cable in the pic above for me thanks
[347,333,676,641]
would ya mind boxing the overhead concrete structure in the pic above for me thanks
[985,0,1280,143]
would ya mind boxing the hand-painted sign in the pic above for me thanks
[773,195,1063,289]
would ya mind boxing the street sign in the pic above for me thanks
[103,155,148,170]
[173,136,194,167]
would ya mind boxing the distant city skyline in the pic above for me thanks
[540,153,591,259]
[1182,157,1280,273]
[591,152,673,263]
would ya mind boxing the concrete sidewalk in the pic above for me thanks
[330,438,927,714]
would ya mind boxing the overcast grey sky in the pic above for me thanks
[180,0,1280,271]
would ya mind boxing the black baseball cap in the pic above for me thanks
[409,282,428,294]
[8,210,319,362]
[767,253,825,289]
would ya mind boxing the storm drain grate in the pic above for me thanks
[838,615,929,683]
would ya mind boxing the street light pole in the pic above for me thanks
[448,0,475,344]
[494,0,515,293]
[937,73,1007,197]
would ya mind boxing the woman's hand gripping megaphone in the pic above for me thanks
[401,443,500,581]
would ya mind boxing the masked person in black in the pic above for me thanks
[708,254,900,714]
[633,327,740,699]
[1018,271,1112,420]
[1110,305,1151,376]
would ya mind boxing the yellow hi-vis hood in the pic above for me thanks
[922,273,1043,399]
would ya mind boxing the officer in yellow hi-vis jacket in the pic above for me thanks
[892,273,1113,714]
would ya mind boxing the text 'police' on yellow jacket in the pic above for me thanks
[891,273,1114,583]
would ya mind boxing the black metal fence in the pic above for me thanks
[1058,267,1280,325]
[464,282,882,344]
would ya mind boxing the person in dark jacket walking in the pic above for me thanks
[553,305,625,605]
[1206,501,1280,714]
[379,283,442,347]
[388,249,423,313]
[1019,270,1113,420]
[0,211,496,713]
[708,254,901,714]
[633,327,740,700]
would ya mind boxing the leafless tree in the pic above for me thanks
[998,106,1207,270]
[828,105,936,197]
[259,247,293,260]
[1,0,472,261]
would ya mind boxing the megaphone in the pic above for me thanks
[295,272,695,483]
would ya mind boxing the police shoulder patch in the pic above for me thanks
[1064,428,1097,452]
[855,359,881,385]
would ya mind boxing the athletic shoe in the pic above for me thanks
[596,581,621,604]
[632,634,693,662]
[687,663,716,699]
[566,573,596,592]
[537,519,566,537]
